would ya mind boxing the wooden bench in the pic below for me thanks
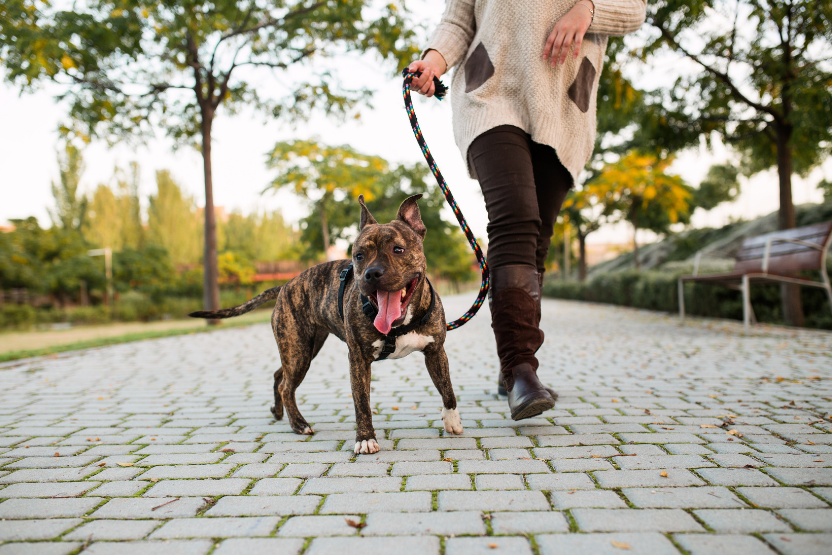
[678,221,832,329]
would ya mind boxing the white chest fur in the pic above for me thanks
[372,331,435,360]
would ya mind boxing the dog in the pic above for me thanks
[191,194,463,453]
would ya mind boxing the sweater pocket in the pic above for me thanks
[464,42,495,93]
[567,58,597,113]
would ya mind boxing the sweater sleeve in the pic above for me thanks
[590,0,646,36]
[422,0,476,69]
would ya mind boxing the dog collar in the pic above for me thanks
[338,262,436,360]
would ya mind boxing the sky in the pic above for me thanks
[1,1,829,248]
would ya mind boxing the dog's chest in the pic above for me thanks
[372,332,435,360]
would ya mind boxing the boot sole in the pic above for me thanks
[499,381,559,401]
[511,395,555,421]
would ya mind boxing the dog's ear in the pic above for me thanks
[396,194,426,239]
[358,195,378,230]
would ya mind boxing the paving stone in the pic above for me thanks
[437,490,549,511]
[487,448,534,460]
[551,490,628,509]
[405,474,472,490]
[0,497,102,518]
[143,478,250,497]
[444,449,485,460]
[536,434,619,447]
[664,444,713,455]
[490,511,569,533]
[0,481,99,497]
[305,536,439,555]
[696,468,778,486]
[277,515,360,537]
[232,464,282,478]
[211,538,305,555]
[693,508,792,532]
[533,445,619,459]
[138,454,224,465]
[64,519,161,540]
[320,492,431,513]
[615,455,714,470]
[778,509,832,531]
[397,438,477,450]
[572,508,704,532]
[83,540,213,555]
[445,536,533,555]
[151,517,280,538]
[526,473,596,490]
[475,474,524,490]
[622,486,746,508]
[763,534,832,555]
[0,468,98,483]
[480,437,533,448]
[765,467,832,485]
[90,497,207,518]
[550,458,615,472]
[737,486,829,508]
[277,463,328,478]
[537,532,680,555]
[206,496,321,516]
[457,460,550,474]
[328,462,390,476]
[300,477,401,494]
[363,511,486,536]
[0,518,82,540]
[0,543,81,555]
[138,464,234,479]
[673,534,777,555]
[620,445,666,456]
[90,481,149,497]
[593,469,705,488]
[391,461,452,475]
[618,433,705,444]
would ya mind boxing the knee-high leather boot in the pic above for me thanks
[496,271,558,401]
[489,264,555,420]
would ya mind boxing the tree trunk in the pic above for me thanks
[578,231,588,282]
[200,108,221,325]
[563,224,571,280]
[775,125,804,327]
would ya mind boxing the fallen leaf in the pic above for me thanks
[807,441,816,445]
[116,462,133,467]
[97,462,106,467]
[727,430,743,437]
[708,394,718,398]
[660,471,668,478]
[661,426,674,430]
[221,448,235,453]
[442,458,454,462]
[744,464,755,468]
[700,424,718,428]
[150,438,156,441]
[488,544,498,549]
[54,452,59,457]
[391,406,399,410]
[781,536,790,542]
[611,540,631,550]
[611,399,619,403]
[411,406,417,409]
[97,396,104,400]
[345,518,367,530]
[814,459,824,463]
[591,454,603,458]
[151,478,159,482]
[95,437,100,441]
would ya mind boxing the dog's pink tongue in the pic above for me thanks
[374,290,402,335]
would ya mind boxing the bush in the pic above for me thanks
[0,304,37,329]
[543,271,832,330]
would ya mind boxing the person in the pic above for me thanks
[408,0,646,420]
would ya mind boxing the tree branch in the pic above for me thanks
[217,1,325,45]
[651,20,783,123]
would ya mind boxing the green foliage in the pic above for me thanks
[113,245,176,299]
[0,0,420,145]
[49,143,88,231]
[147,170,202,265]
[543,270,832,330]
[85,162,145,251]
[819,179,832,203]
[692,164,740,211]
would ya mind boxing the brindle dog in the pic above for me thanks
[191,194,463,453]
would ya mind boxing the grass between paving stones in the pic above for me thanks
[0,310,272,363]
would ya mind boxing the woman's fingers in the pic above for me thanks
[543,29,557,59]
[549,30,565,66]
[419,68,434,95]
[558,32,575,65]
[573,33,584,59]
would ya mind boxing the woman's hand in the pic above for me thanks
[543,0,594,66]
[407,50,448,98]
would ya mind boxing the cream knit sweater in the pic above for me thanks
[425,0,646,182]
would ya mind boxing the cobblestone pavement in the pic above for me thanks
[1,296,831,555]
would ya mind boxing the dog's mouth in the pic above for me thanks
[367,275,420,335]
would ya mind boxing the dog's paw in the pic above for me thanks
[441,407,463,434]
[302,426,314,435]
[354,439,380,454]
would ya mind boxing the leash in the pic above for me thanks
[401,69,489,331]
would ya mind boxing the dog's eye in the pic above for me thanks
[393,246,405,254]
[355,253,364,261]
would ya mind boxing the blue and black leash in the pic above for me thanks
[401,69,489,331]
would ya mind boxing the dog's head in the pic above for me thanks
[352,194,428,334]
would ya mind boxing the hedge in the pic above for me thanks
[542,270,832,330]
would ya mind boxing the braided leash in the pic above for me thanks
[402,69,489,331]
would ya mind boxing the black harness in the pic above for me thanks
[338,262,436,361]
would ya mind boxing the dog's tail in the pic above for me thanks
[189,287,281,319]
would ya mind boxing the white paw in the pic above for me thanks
[302,426,314,435]
[441,407,463,434]
[354,439,380,454]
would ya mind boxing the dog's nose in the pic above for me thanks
[364,266,384,283]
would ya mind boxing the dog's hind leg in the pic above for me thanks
[277,329,328,435]
[270,367,284,420]
[424,345,463,434]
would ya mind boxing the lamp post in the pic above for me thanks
[87,248,113,307]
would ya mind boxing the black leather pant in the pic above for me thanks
[468,125,573,272]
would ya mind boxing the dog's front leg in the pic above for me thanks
[348,348,379,454]
[424,345,463,434]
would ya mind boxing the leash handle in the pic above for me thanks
[402,69,489,331]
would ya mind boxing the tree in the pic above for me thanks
[692,163,741,211]
[818,179,832,203]
[147,170,202,266]
[220,209,298,261]
[640,0,832,325]
[49,143,88,231]
[1,0,419,319]
[85,163,144,251]
[590,152,693,269]
[561,189,605,281]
